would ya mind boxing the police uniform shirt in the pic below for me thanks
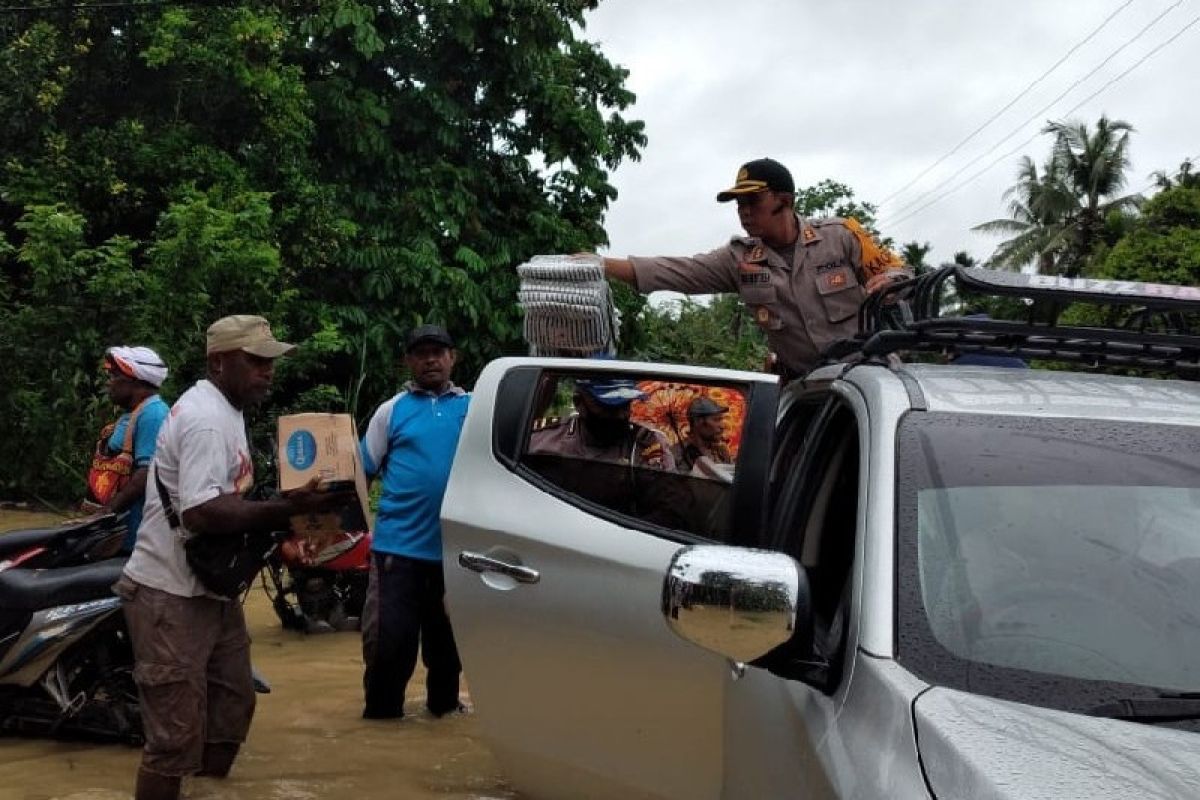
[629,214,911,376]
[529,415,675,471]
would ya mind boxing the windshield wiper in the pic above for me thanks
[1087,692,1200,724]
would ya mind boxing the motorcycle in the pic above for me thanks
[0,558,142,743]
[0,512,128,571]
[262,529,371,633]
[0,515,274,744]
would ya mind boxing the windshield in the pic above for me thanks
[896,412,1200,710]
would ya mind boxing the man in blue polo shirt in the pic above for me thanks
[359,324,471,720]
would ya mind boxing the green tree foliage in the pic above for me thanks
[1053,184,1200,343]
[1097,184,1200,289]
[1151,158,1199,191]
[975,115,1141,277]
[296,0,646,402]
[793,178,891,244]
[0,0,644,500]
[628,295,767,372]
[900,241,933,274]
[794,179,879,228]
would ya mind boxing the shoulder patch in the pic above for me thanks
[636,435,667,467]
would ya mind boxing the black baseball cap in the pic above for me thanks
[716,158,795,202]
[405,324,455,352]
[687,396,728,418]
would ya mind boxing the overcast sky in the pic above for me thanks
[580,0,1200,274]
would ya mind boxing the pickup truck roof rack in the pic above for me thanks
[826,266,1200,378]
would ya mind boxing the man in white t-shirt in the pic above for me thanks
[116,315,353,800]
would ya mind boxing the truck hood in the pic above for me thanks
[914,687,1200,800]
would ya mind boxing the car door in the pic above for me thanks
[441,357,780,800]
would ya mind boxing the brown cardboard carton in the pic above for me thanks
[277,413,373,541]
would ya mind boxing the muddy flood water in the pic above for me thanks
[0,510,516,800]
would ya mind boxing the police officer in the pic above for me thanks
[529,378,675,471]
[673,396,733,474]
[598,158,911,378]
[527,378,688,528]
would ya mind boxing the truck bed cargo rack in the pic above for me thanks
[825,266,1200,378]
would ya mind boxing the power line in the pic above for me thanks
[880,0,1187,224]
[878,0,1137,207]
[883,13,1200,231]
[882,0,1186,222]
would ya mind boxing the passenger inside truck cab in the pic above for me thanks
[522,373,747,541]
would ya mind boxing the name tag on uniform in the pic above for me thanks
[739,267,771,286]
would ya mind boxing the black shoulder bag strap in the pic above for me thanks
[152,463,279,600]
[153,466,181,529]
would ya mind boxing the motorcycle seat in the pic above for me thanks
[0,514,125,560]
[0,558,128,611]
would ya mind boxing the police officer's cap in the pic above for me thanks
[687,396,727,419]
[716,158,795,202]
[577,378,647,406]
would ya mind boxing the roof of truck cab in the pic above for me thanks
[893,364,1200,426]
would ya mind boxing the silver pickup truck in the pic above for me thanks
[442,268,1200,799]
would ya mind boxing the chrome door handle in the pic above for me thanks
[458,551,540,584]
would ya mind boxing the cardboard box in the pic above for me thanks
[277,413,373,540]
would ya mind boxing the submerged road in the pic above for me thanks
[0,511,515,800]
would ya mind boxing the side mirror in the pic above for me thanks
[662,545,812,664]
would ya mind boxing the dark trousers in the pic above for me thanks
[361,552,462,718]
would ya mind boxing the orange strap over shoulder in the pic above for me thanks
[85,400,147,505]
[844,217,905,278]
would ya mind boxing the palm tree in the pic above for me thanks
[975,116,1142,277]
[1152,158,1199,190]
[1047,116,1142,276]
[900,240,933,274]
[973,154,1074,274]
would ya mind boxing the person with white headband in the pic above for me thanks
[98,345,171,551]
